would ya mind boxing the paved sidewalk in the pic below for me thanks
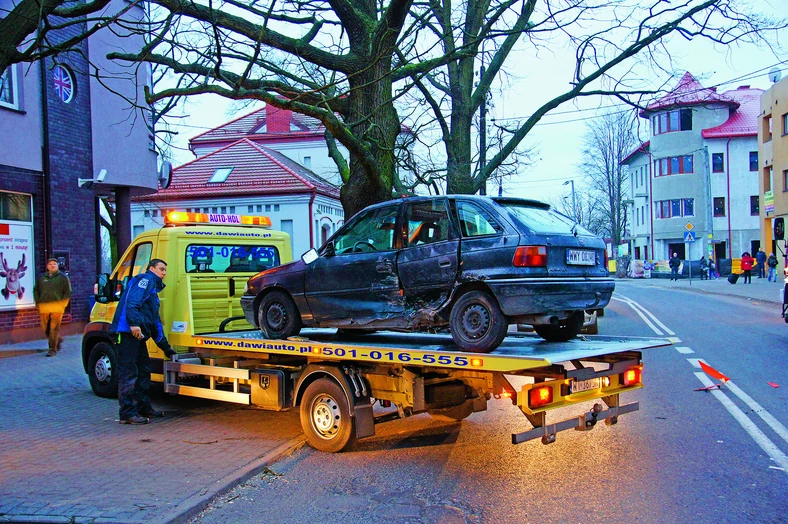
[0,335,305,523]
[617,273,786,306]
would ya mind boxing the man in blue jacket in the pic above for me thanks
[110,259,176,425]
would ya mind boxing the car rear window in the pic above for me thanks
[503,204,592,235]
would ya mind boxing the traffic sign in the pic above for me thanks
[683,231,696,243]
[685,222,694,231]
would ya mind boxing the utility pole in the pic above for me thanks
[563,180,578,221]
[479,65,486,196]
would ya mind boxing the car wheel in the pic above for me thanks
[534,312,584,342]
[88,341,118,398]
[427,401,473,422]
[259,290,302,339]
[449,291,508,353]
[300,378,358,453]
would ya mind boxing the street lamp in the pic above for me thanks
[563,180,578,221]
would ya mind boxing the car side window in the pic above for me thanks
[405,200,451,247]
[333,206,398,254]
[456,202,501,237]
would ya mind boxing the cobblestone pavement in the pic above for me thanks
[0,335,305,523]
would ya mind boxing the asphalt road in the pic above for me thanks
[191,281,788,523]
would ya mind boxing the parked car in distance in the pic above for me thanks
[241,196,613,353]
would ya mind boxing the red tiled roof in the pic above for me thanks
[701,86,763,139]
[189,107,324,145]
[134,139,339,202]
[640,72,739,116]
[620,141,650,165]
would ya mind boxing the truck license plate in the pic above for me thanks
[570,377,601,393]
[567,249,595,266]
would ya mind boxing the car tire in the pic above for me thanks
[427,401,474,422]
[449,290,508,353]
[300,378,358,453]
[534,312,584,342]
[88,341,118,398]
[258,290,302,339]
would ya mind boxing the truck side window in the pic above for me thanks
[113,242,153,296]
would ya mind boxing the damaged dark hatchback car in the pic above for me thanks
[240,196,613,353]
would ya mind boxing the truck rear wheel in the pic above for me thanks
[88,342,118,398]
[259,290,301,339]
[449,291,507,353]
[300,378,357,453]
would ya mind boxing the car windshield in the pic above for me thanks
[503,204,592,235]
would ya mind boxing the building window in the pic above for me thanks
[247,205,253,213]
[152,210,158,217]
[212,207,218,213]
[265,205,271,212]
[783,113,788,136]
[229,206,235,213]
[750,196,759,216]
[208,167,233,183]
[303,156,311,169]
[0,66,19,110]
[652,109,692,135]
[256,205,262,212]
[713,197,725,217]
[784,170,788,192]
[749,151,758,172]
[52,65,75,104]
[654,199,694,219]
[763,115,772,142]
[144,210,150,217]
[274,204,280,212]
[712,153,724,173]
[654,155,693,176]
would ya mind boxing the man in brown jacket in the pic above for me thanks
[33,258,72,357]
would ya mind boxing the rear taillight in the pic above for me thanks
[513,246,547,267]
[528,385,553,408]
[604,249,609,269]
[621,366,642,386]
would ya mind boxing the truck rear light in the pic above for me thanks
[528,385,553,408]
[621,366,642,386]
[513,246,547,267]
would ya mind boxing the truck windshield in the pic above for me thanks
[186,244,280,273]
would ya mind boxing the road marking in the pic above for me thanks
[667,337,682,344]
[611,296,663,335]
[614,294,676,335]
[724,381,788,446]
[694,372,788,473]
[688,358,702,368]
[675,346,694,354]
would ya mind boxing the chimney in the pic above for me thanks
[265,103,292,133]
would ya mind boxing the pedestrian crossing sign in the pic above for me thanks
[683,231,696,242]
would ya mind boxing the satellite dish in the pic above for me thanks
[158,161,172,189]
[768,67,782,84]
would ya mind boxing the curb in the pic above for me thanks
[620,278,783,307]
[163,436,307,524]
[0,349,46,359]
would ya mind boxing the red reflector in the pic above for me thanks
[513,246,547,267]
[622,366,642,386]
[528,386,553,408]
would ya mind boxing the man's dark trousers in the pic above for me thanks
[117,333,154,420]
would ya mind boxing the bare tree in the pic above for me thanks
[579,108,639,246]
[551,190,608,237]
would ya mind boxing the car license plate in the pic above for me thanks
[566,249,595,266]
[570,377,601,394]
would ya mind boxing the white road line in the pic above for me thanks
[724,381,788,446]
[694,372,788,473]
[617,294,676,335]
[667,337,682,344]
[675,346,695,354]
[688,358,702,368]
[611,297,663,335]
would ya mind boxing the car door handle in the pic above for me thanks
[376,262,394,273]
[438,258,452,268]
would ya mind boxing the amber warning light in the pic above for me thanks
[528,385,553,408]
[165,212,272,228]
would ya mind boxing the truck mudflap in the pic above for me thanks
[512,396,639,445]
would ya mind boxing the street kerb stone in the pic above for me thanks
[0,335,305,523]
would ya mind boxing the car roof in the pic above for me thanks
[363,195,551,211]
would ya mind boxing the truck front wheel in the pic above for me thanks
[88,342,118,398]
[300,378,357,453]
[258,290,302,339]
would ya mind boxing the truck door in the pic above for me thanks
[304,204,401,324]
[397,198,459,302]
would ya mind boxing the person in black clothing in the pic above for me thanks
[669,253,681,281]
[756,248,767,278]
[110,259,176,425]
[699,256,709,280]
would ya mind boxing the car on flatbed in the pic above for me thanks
[242,195,613,353]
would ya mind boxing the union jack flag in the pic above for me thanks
[53,66,73,103]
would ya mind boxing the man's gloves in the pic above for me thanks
[158,339,176,358]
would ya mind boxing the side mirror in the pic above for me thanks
[301,248,319,265]
[93,274,112,303]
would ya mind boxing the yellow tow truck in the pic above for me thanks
[83,212,669,452]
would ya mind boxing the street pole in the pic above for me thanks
[564,180,577,220]
[479,65,486,196]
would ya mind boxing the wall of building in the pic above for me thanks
[0,61,43,172]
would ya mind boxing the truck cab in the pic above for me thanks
[82,212,293,397]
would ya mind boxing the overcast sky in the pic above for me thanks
[163,8,786,206]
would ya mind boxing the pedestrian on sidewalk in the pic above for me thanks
[709,258,718,279]
[767,252,778,282]
[110,259,176,425]
[699,256,709,280]
[33,258,71,357]
[669,253,681,281]
[741,251,754,284]
[756,248,767,278]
